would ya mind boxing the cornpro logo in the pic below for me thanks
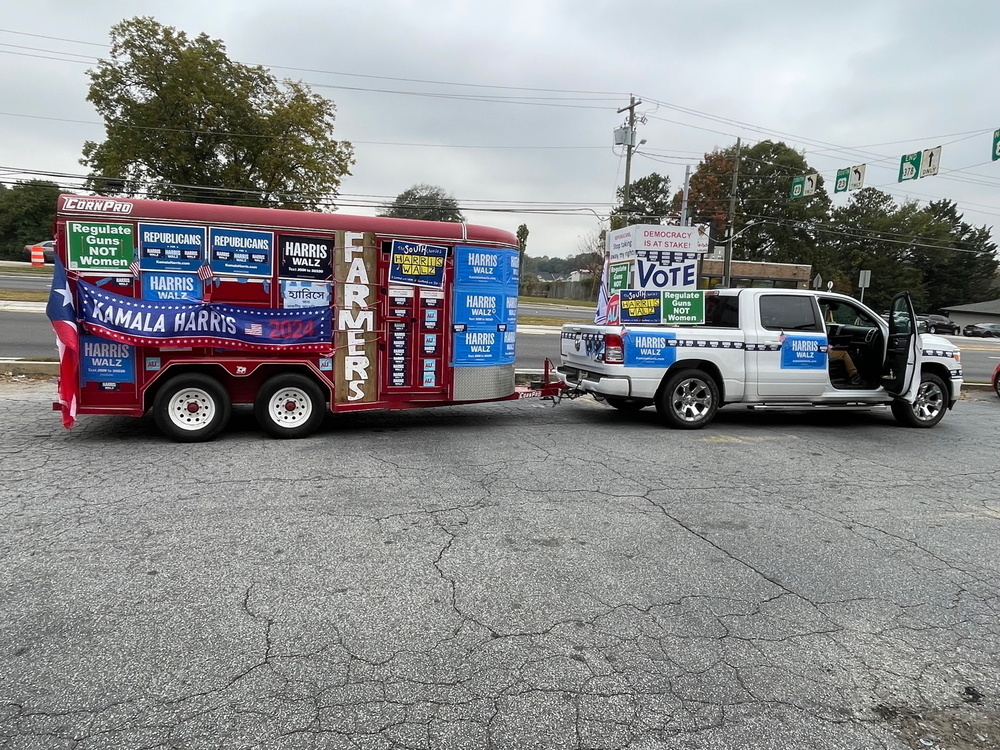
[63,197,134,214]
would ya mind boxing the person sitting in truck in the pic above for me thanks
[824,303,863,387]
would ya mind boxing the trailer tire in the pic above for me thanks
[656,369,719,429]
[254,374,326,439]
[153,374,231,443]
[890,372,948,428]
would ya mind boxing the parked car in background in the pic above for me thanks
[918,314,960,335]
[963,322,1000,337]
[21,240,55,264]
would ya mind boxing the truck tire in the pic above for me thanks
[890,372,947,428]
[153,374,231,442]
[254,374,326,439]
[656,369,719,429]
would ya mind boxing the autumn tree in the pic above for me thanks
[82,17,353,209]
[378,184,465,222]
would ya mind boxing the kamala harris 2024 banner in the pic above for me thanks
[77,279,331,352]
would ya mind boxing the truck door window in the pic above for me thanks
[759,295,822,332]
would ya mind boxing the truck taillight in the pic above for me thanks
[604,333,624,364]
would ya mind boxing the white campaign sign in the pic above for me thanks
[636,258,699,291]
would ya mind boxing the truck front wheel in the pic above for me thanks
[254,374,327,439]
[890,372,948,428]
[657,369,719,429]
[153,374,231,442]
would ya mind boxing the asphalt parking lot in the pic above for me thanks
[1,377,998,749]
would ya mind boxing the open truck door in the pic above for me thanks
[883,291,919,399]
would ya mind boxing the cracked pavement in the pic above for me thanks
[1,377,999,749]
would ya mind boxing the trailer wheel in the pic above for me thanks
[153,374,231,442]
[890,372,948,428]
[254,374,326,439]
[656,369,719,429]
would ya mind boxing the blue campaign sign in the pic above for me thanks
[623,331,679,367]
[453,289,506,327]
[452,329,513,366]
[780,335,827,369]
[388,240,448,288]
[454,246,520,287]
[141,271,201,301]
[209,227,274,277]
[138,223,205,272]
[80,335,135,383]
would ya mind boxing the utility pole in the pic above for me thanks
[617,95,642,223]
[722,137,742,288]
[679,164,691,226]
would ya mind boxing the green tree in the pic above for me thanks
[678,141,836,279]
[378,184,465,222]
[82,16,353,209]
[516,224,529,256]
[610,172,672,229]
[0,180,63,260]
[826,188,926,310]
[914,200,999,310]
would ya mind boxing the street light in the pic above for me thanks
[717,221,764,288]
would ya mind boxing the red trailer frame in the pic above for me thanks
[49,195,562,441]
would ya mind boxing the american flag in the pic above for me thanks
[244,323,263,337]
[129,260,140,276]
[197,264,214,281]
[45,256,80,429]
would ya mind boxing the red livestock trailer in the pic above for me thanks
[47,195,560,441]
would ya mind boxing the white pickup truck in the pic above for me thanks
[558,289,962,429]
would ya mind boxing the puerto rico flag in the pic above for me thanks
[45,256,79,428]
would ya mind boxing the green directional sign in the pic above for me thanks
[993,129,1000,161]
[898,152,921,182]
[835,168,850,193]
[661,291,705,325]
[790,175,805,198]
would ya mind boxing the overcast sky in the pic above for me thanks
[2,1,999,259]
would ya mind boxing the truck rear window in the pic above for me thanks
[704,294,740,328]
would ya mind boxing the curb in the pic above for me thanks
[0,360,57,377]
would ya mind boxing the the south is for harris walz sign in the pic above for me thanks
[77,279,331,352]
[388,240,447,288]
[619,290,662,324]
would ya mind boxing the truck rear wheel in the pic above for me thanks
[153,374,231,442]
[254,374,326,439]
[657,369,719,429]
[890,372,947,428]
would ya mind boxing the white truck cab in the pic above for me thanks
[558,289,962,429]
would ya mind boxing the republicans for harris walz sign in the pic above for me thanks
[388,240,447,288]
[209,227,274,278]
